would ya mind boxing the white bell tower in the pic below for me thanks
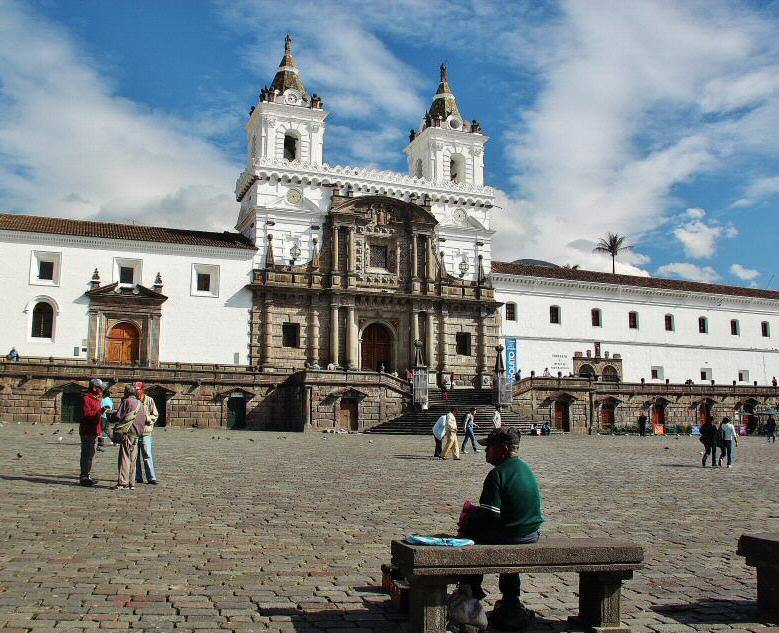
[405,63,487,186]
[246,34,327,166]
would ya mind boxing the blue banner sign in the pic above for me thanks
[506,338,518,380]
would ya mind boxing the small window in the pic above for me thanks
[38,260,54,280]
[191,263,220,297]
[628,311,639,329]
[30,251,61,286]
[550,305,561,324]
[196,273,211,292]
[455,332,471,356]
[31,302,54,339]
[284,133,299,161]
[282,323,300,348]
[591,308,602,327]
[665,314,674,332]
[370,244,388,269]
[731,319,740,336]
[651,366,664,381]
[119,266,134,284]
[114,257,142,286]
[698,316,708,334]
[701,368,712,381]
[762,321,770,337]
[506,303,516,322]
[738,369,750,382]
[414,158,423,178]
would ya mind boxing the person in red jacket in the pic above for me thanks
[80,378,108,486]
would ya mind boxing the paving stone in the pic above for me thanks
[1,426,778,632]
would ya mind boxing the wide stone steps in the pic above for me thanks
[367,388,537,435]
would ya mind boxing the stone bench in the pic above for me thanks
[391,537,644,633]
[737,532,779,619]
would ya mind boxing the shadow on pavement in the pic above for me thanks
[392,454,438,460]
[1,474,90,488]
[652,598,773,625]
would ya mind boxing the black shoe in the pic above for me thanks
[489,601,535,631]
[136,480,144,484]
[79,478,95,487]
[149,480,158,485]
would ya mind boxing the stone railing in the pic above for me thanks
[236,157,495,202]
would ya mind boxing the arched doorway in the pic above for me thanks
[227,396,246,429]
[578,364,596,379]
[602,365,619,382]
[553,401,570,432]
[651,400,667,435]
[600,401,616,428]
[361,322,393,372]
[739,400,757,434]
[339,399,359,431]
[61,392,83,423]
[107,322,140,365]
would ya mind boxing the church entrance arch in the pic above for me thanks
[107,322,140,365]
[553,401,570,432]
[360,322,394,372]
[339,399,359,431]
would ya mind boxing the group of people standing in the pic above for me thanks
[79,378,159,489]
[699,417,739,468]
[432,406,504,460]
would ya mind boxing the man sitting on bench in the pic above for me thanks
[460,428,544,630]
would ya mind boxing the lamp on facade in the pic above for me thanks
[458,256,469,278]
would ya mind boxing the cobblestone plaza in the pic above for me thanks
[1,426,778,633]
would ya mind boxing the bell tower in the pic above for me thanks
[405,63,488,186]
[246,34,327,166]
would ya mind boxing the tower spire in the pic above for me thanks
[423,62,463,129]
[266,33,311,103]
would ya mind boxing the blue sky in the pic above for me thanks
[2,1,779,286]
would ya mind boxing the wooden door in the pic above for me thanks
[651,404,666,435]
[61,393,82,423]
[107,323,140,364]
[554,401,570,431]
[227,397,246,429]
[361,323,392,372]
[339,399,358,431]
[601,403,615,428]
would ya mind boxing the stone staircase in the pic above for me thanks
[367,387,536,435]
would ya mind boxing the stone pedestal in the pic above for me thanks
[738,532,779,620]
[569,571,633,633]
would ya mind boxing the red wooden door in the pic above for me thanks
[554,401,570,431]
[361,323,392,372]
[107,323,139,364]
[601,403,615,428]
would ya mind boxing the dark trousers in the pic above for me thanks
[768,431,776,443]
[702,442,717,466]
[463,530,540,603]
[722,439,734,465]
[80,435,97,480]
[462,427,478,451]
[433,437,442,457]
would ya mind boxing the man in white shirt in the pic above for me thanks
[720,417,739,468]
[440,408,461,460]
[432,414,447,458]
[492,407,502,429]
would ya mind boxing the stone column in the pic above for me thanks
[263,296,274,371]
[332,226,339,272]
[411,308,420,366]
[411,234,418,278]
[348,227,356,273]
[439,307,448,375]
[425,309,435,369]
[426,235,435,280]
[309,301,320,365]
[346,304,357,370]
[476,307,486,375]
[330,303,339,366]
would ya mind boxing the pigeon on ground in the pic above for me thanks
[68,429,74,435]
[249,438,255,442]
[16,453,22,459]
[58,436,63,442]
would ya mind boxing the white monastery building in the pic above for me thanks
[1,35,779,432]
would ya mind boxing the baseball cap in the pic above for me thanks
[478,428,521,449]
[89,378,105,389]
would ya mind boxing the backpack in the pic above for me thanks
[112,400,140,442]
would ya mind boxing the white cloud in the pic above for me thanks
[732,175,779,208]
[730,263,760,280]
[656,262,720,283]
[670,208,737,259]
[0,1,238,229]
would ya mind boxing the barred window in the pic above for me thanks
[370,244,388,269]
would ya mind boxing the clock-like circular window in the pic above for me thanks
[448,117,462,130]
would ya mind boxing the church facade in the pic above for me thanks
[2,35,779,433]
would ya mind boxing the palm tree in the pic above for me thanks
[593,233,632,274]
[563,264,580,270]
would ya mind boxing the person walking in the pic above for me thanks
[766,415,777,443]
[79,378,109,486]
[134,382,159,485]
[462,407,480,453]
[441,408,461,460]
[492,406,502,429]
[720,417,738,468]
[699,418,717,467]
[112,385,146,490]
[433,414,447,458]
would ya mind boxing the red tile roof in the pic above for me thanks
[0,213,256,251]
[491,261,779,301]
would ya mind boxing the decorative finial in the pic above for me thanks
[89,268,100,289]
[440,62,448,82]
[153,272,163,291]
[285,33,293,54]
